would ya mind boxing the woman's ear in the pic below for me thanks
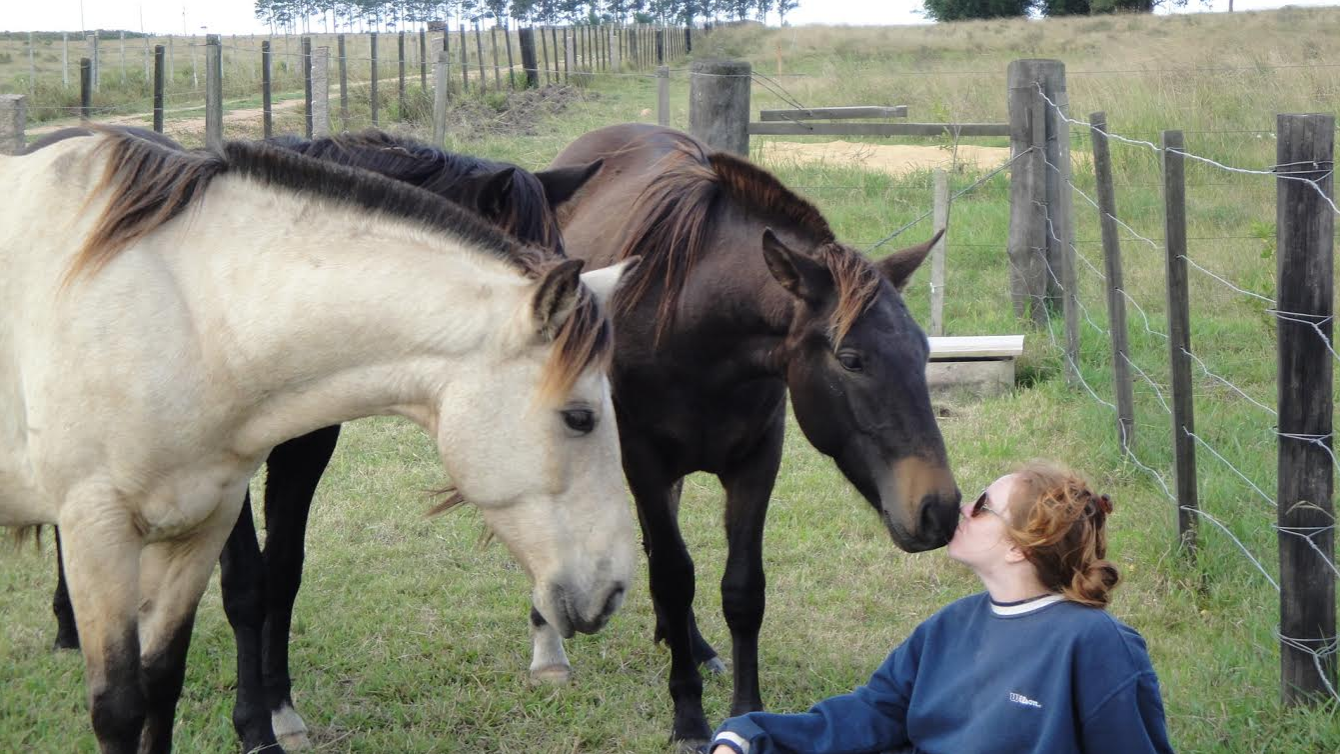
[1004,542,1030,565]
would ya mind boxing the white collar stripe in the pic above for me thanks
[990,594,1066,616]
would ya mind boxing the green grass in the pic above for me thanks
[4,9,1340,752]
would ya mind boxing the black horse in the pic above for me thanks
[543,123,961,745]
[41,127,603,753]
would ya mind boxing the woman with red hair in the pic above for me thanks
[709,461,1172,754]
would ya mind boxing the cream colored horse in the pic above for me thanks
[0,130,635,754]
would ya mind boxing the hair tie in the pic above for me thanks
[1096,493,1113,515]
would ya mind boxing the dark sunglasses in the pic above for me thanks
[971,490,1004,519]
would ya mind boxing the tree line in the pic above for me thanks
[922,0,1188,22]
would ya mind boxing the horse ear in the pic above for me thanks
[579,256,641,309]
[474,167,517,221]
[876,228,944,292]
[761,228,829,302]
[535,159,604,208]
[533,258,587,339]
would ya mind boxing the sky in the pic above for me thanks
[3,0,1339,34]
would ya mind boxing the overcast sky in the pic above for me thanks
[4,0,1338,34]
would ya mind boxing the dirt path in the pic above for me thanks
[29,98,307,143]
[758,139,1012,178]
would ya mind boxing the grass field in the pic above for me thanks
[3,8,1340,752]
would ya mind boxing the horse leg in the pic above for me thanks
[260,425,341,752]
[57,496,145,754]
[718,416,784,717]
[649,479,725,675]
[52,527,81,650]
[624,449,710,745]
[137,493,246,754]
[219,491,281,753]
[527,607,572,684]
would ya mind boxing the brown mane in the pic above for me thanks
[62,127,609,402]
[612,137,882,345]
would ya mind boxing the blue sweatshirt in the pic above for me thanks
[711,593,1172,754]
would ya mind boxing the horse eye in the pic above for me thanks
[562,408,595,435]
[837,352,864,372]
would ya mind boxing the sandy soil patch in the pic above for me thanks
[758,139,1013,177]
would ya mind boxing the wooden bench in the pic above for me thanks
[925,335,1025,401]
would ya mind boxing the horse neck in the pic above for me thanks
[193,180,527,455]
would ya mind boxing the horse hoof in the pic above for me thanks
[52,636,79,652]
[272,705,310,751]
[277,731,311,751]
[529,664,572,685]
[701,656,727,675]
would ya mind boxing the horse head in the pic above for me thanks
[762,228,961,552]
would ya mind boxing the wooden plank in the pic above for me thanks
[759,105,908,121]
[748,122,1009,138]
[1162,129,1198,555]
[1276,112,1336,706]
[928,335,1024,360]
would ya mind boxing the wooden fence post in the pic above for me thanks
[930,168,950,337]
[1162,129,1198,555]
[1276,112,1336,706]
[474,20,487,95]
[610,25,621,71]
[433,50,450,145]
[657,65,670,126]
[154,45,166,134]
[1006,59,1048,329]
[539,25,551,86]
[205,35,222,152]
[504,21,516,89]
[491,25,502,90]
[690,59,750,156]
[1091,111,1136,450]
[420,28,428,92]
[556,27,565,83]
[371,32,380,126]
[338,34,348,128]
[79,57,91,119]
[0,95,25,155]
[302,37,313,139]
[312,46,330,137]
[520,27,538,88]
[261,41,271,138]
[399,31,407,118]
[459,24,470,93]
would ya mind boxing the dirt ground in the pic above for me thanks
[757,139,1012,177]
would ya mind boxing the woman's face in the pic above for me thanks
[947,473,1019,569]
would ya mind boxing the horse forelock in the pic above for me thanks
[819,242,884,347]
[534,260,613,405]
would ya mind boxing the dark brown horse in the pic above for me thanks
[540,123,960,744]
[41,127,604,753]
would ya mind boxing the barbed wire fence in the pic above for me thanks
[1018,80,1338,705]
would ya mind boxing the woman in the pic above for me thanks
[709,461,1172,754]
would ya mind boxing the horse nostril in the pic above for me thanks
[600,583,626,621]
[919,494,959,544]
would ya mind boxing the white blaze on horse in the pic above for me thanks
[0,129,635,754]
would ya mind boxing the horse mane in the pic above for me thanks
[271,129,564,253]
[612,136,879,344]
[67,127,609,402]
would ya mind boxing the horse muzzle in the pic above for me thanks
[542,580,628,638]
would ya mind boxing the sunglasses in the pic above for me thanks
[971,490,1005,519]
